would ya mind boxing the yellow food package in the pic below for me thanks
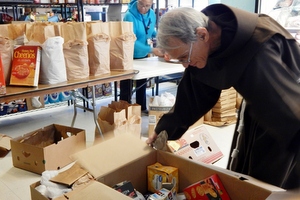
[147,162,178,193]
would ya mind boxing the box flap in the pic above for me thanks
[70,133,154,178]
[0,134,11,158]
[55,181,132,200]
[50,163,89,186]
[0,134,11,150]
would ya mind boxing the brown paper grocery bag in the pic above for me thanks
[108,100,141,137]
[61,22,89,80]
[86,21,110,76]
[0,23,26,84]
[96,106,127,137]
[0,37,12,85]
[109,21,136,70]
[25,22,56,44]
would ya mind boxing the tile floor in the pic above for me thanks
[0,82,235,200]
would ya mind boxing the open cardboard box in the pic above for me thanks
[29,133,295,200]
[11,124,86,174]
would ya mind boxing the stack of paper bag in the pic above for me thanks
[204,87,237,126]
[96,100,141,138]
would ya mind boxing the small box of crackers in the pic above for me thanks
[183,174,230,200]
[10,46,41,87]
[147,162,178,194]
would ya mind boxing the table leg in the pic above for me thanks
[91,85,104,139]
[70,89,104,139]
[71,91,77,127]
[155,76,159,96]
[114,81,118,101]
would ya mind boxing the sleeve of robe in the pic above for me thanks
[154,67,221,140]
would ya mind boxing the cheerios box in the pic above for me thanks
[10,46,41,87]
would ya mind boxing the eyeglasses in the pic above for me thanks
[178,42,193,64]
[137,1,152,9]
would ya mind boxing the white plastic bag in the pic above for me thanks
[40,37,67,84]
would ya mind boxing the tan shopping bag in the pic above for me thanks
[86,21,111,76]
[25,22,56,44]
[109,21,136,70]
[96,100,141,138]
[0,23,26,84]
[61,22,89,80]
[96,106,128,137]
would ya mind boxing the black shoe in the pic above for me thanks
[141,109,149,115]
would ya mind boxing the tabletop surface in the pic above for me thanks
[0,70,137,102]
[132,56,184,80]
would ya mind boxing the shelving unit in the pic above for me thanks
[0,1,81,21]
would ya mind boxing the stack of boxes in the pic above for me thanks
[205,87,237,124]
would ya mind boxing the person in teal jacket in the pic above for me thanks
[120,0,164,113]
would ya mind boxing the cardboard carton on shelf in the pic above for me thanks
[11,124,86,174]
[10,46,41,87]
[30,133,289,200]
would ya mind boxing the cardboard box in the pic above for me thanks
[148,101,173,137]
[147,162,178,193]
[148,97,204,137]
[31,180,132,200]
[10,46,41,87]
[26,96,45,111]
[31,134,290,200]
[11,124,86,174]
[167,125,223,164]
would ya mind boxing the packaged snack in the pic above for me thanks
[10,46,41,87]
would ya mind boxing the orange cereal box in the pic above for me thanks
[0,54,6,94]
[10,46,41,87]
[183,174,230,200]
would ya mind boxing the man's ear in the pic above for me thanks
[195,27,209,42]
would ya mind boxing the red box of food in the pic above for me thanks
[183,174,230,200]
[0,54,6,94]
[10,46,41,87]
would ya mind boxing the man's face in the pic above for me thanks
[165,36,209,69]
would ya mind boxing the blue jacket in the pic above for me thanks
[123,0,156,58]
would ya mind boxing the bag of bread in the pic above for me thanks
[61,22,89,80]
[40,36,67,84]
[25,22,67,84]
[86,21,111,76]
[0,23,26,84]
[109,21,136,70]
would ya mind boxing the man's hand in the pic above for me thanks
[152,48,165,57]
[146,132,158,147]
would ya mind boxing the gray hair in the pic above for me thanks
[157,7,208,50]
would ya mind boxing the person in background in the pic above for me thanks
[120,0,164,113]
[147,5,300,189]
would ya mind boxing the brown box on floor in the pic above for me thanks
[30,133,292,200]
[11,124,86,174]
